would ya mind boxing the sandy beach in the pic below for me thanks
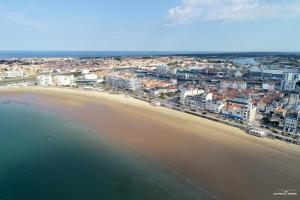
[1,87,300,200]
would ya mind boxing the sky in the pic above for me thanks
[0,0,299,51]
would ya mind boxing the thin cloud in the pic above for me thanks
[0,5,46,29]
[166,0,300,25]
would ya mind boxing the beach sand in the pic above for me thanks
[1,87,300,200]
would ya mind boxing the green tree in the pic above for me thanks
[262,117,271,124]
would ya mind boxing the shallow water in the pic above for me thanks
[0,100,211,200]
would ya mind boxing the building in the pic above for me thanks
[281,73,299,91]
[75,74,103,86]
[221,98,257,121]
[234,71,244,78]
[4,70,23,78]
[176,69,199,79]
[262,82,276,91]
[283,105,300,135]
[36,75,54,86]
[184,92,213,111]
[81,69,90,75]
[257,101,268,112]
[150,87,177,97]
[249,69,299,91]
[156,65,171,75]
[205,99,224,114]
[53,75,75,86]
[220,80,247,90]
[106,75,140,91]
[288,92,300,105]
[179,88,204,105]
[265,103,277,114]
[249,69,286,80]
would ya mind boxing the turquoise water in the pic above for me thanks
[0,100,209,200]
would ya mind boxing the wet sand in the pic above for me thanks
[1,87,300,200]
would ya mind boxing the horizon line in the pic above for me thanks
[0,50,300,53]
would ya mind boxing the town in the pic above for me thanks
[1,54,300,145]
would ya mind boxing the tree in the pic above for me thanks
[270,121,279,127]
[262,117,271,124]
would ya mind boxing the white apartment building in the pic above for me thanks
[288,93,299,105]
[4,70,24,78]
[150,88,177,97]
[180,89,204,105]
[205,100,224,114]
[36,75,54,86]
[281,73,300,91]
[221,98,257,121]
[106,75,140,91]
[53,75,75,86]
[84,73,98,80]
[184,92,213,111]
[284,105,300,135]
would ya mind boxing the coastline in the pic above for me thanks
[1,87,300,200]
[1,87,298,148]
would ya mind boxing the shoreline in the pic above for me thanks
[2,86,299,146]
[1,87,300,200]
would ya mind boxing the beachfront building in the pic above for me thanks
[53,75,75,86]
[36,75,54,86]
[75,74,103,86]
[205,99,225,114]
[84,73,98,80]
[283,105,300,135]
[180,88,204,105]
[106,75,141,92]
[221,98,257,121]
[184,92,213,111]
[4,70,24,79]
[150,87,177,97]
[220,80,247,90]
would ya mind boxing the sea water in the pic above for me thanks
[0,100,212,200]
